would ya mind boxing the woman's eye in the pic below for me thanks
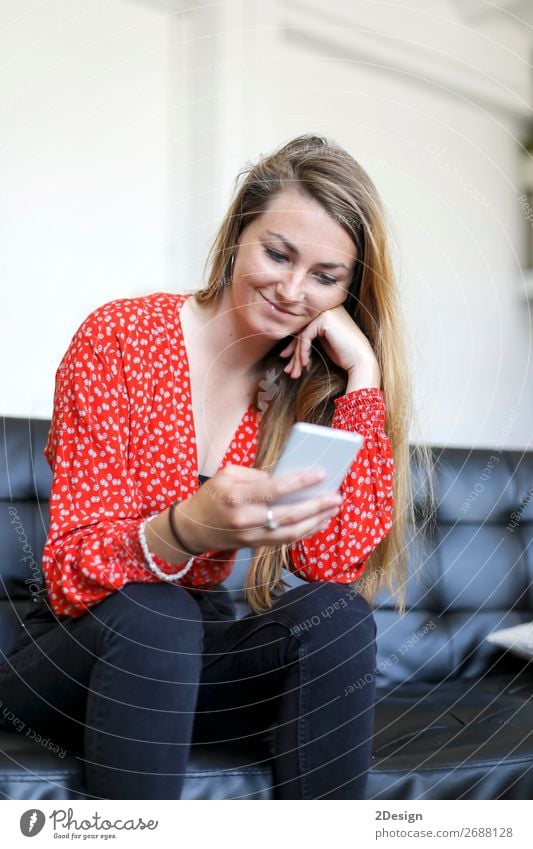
[264,247,336,284]
[264,247,287,263]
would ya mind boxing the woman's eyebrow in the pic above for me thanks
[264,230,351,271]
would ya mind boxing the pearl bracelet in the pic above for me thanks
[138,514,195,583]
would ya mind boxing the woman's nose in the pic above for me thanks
[275,270,306,304]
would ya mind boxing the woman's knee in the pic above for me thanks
[280,581,376,646]
[89,581,205,653]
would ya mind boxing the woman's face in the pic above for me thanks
[228,187,358,341]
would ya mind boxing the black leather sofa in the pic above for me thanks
[1,416,532,800]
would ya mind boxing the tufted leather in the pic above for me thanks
[1,417,532,799]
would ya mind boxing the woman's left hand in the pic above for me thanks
[279,304,379,380]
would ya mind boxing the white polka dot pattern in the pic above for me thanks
[42,291,394,617]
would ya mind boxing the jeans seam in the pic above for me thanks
[296,639,311,800]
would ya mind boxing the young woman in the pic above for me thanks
[0,134,433,800]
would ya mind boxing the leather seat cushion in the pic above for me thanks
[367,670,533,799]
[0,727,274,800]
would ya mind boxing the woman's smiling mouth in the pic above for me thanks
[259,292,297,316]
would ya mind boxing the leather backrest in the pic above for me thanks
[371,447,533,685]
[0,418,52,655]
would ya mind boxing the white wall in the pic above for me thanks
[219,0,533,450]
[1,0,532,450]
[0,0,182,415]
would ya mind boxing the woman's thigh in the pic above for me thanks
[0,610,105,751]
[0,582,206,752]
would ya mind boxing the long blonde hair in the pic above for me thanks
[193,134,435,614]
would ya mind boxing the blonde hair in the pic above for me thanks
[193,133,436,614]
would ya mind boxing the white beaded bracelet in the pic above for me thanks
[138,514,195,582]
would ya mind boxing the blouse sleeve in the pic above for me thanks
[286,387,394,583]
[42,306,231,618]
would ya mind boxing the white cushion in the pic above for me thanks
[485,621,533,660]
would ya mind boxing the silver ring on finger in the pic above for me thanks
[265,506,279,531]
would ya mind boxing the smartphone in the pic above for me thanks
[270,422,363,505]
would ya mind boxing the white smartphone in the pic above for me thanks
[270,421,363,506]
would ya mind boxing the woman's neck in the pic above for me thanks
[185,292,273,382]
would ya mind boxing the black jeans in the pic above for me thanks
[0,580,376,800]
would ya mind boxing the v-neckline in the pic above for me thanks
[176,293,258,483]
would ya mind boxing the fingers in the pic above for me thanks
[293,336,305,378]
[279,340,295,357]
[220,467,325,502]
[197,464,341,551]
[228,488,343,548]
[277,493,342,528]
[289,337,302,378]
[271,469,326,500]
[281,336,311,379]
[243,492,342,534]
[264,502,342,543]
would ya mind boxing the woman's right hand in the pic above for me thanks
[176,463,344,553]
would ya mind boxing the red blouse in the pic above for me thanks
[42,292,394,618]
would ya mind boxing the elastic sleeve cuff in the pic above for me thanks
[332,387,387,434]
[149,546,237,585]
